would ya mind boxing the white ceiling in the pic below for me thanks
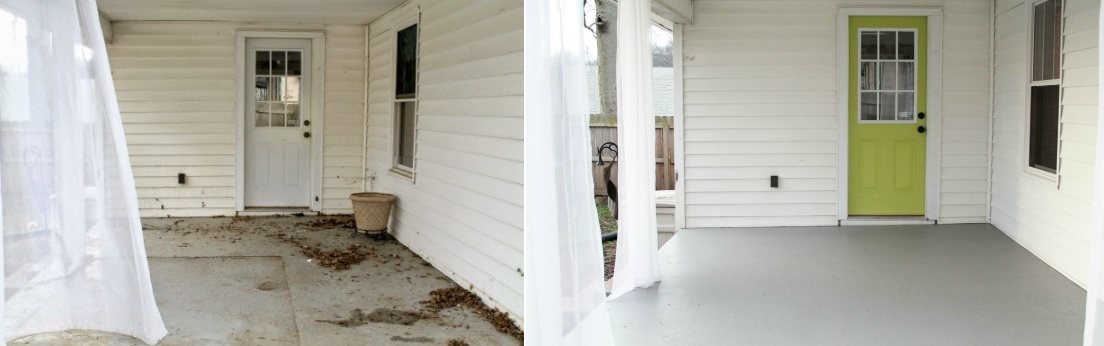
[96,0,408,25]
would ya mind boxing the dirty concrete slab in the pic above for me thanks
[11,216,519,346]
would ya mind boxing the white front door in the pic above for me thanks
[244,38,312,208]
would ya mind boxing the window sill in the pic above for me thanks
[388,167,415,183]
[1022,166,1058,187]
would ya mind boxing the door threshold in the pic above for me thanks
[238,208,317,217]
[840,216,935,226]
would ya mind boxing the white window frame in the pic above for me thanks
[389,9,420,181]
[1021,0,1063,183]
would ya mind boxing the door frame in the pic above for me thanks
[836,8,942,221]
[235,31,326,212]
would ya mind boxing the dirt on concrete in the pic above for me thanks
[391,335,435,343]
[447,338,472,346]
[317,308,428,327]
[422,287,523,342]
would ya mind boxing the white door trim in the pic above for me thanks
[235,31,326,212]
[835,8,942,222]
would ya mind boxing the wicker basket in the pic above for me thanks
[349,192,396,234]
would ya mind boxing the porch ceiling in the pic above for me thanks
[96,0,406,24]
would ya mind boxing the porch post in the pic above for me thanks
[609,0,660,299]
[1084,4,1104,345]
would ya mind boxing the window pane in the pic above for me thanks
[1050,0,1062,80]
[256,50,271,75]
[898,31,915,60]
[897,92,915,120]
[271,104,286,127]
[879,92,896,120]
[255,102,270,127]
[1029,85,1060,172]
[897,62,915,90]
[879,31,896,60]
[396,102,416,168]
[860,32,878,60]
[273,50,288,76]
[396,24,418,99]
[860,62,877,90]
[286,103,299,127]
[282,76,300,102]
[1042,0,1056,80]
[287,51,302,76]
[254,77,271,101]
[879,62,897,90]
[860,92,878,120]
[1033,2,1046,81]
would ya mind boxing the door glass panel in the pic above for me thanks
[897,62,915,90]
[878,92,896,120]
[860,92,878,120]
[861,32,878,60]
[878,31,896,60]
[897,92,915,120]
[253,49,304,128]
[879,62,897,90]
[858,29,916,122]
[860,62,877,90]
[898,31,915,59]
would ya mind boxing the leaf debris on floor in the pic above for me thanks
[422,287,523,343]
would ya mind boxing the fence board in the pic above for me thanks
[591,116,676,195]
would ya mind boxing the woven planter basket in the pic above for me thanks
[349,192,396,234]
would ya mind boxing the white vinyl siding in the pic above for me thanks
[366,0,522,322]
[989,0,1097,287]
[108,22,366,217]
[681,0,991,228]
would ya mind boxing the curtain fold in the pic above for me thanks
[0,0,167,343]
[609,0,660,299]
[523,0,615,344]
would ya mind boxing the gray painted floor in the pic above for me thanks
[607,224,1086,346]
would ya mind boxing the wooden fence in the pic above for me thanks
[590,116,675,195]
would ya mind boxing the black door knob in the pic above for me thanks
[303,132,311,138]
[917,126,926,133]
[303,120,311,126]
[917,112,925,119]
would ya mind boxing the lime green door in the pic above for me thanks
[848,17,926,216]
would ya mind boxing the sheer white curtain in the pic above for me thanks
[1085,5,1104,344]
[523,0,615,344]
[609,0,660,299]
[0,0,167,343]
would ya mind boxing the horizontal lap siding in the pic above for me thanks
[683,0,989,228]
[108,22,365,217]
[989,0,1098,287]
[366,0,522,323]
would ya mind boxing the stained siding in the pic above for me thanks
[989,0,1098,287]
[681,0,991,228]
[365,0,523,322]
[108,22,366,217]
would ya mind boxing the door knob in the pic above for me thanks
[303,120,311,126]
[917,126,926,133]
[917,112,925,119]
[303,132,311,138]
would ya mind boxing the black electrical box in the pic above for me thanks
[178,173,186,185]
[770,175,779,188]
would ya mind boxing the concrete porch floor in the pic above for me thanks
[11,216,519,345]
[607,224,1086,345]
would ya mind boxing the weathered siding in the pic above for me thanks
[365,0,523,322]
[681,0,991,228]
[989,0,1098,287]
[108,22,366,217]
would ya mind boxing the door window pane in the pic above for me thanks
[255,102,270,127]
[860,62,877,90]
[897,92,915,120]
[898,31,915,60]
[256,50,272,75]
[860,92,878,120]
[879,62,897,90]
[878,31,896,60]
[861,32,878,60]
[270,104,287,127]
[878,92,896,120]
[897,62,915,90]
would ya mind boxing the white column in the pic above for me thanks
[1084,4,1104,345]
